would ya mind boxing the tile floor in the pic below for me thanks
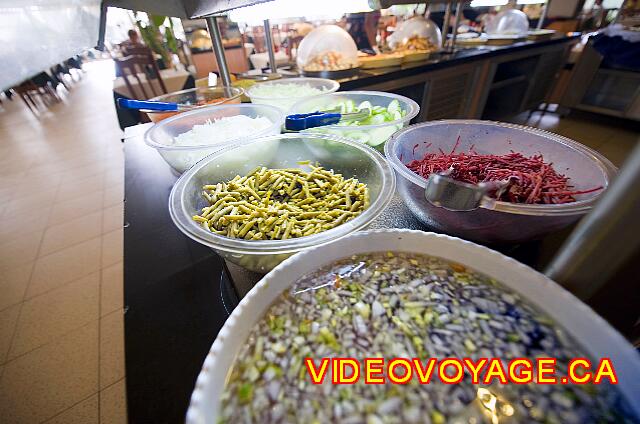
[0,60,125,424]
[506,106,639,168]
[0,61,637,424]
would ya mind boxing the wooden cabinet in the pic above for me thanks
[347,41,574,121]
[354,63,480,122]
[477,44,570,120]
[418,65,477,121]
[562,41,640,121]
[523,49,567,110]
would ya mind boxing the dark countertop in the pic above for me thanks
[123,125,226,424]
[336,35,580,90]
[123,124,574,423]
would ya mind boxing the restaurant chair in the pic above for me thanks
[121,44,149,57]
[123,45,168,71]
[11,73,62,115]
[33,72,62,104]
[114,54,168,100]
[51,64,72,91]
[64,56,84,81]
[13,81,43,115]
[114,53,169,125]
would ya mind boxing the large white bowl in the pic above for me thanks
[186,229,640,423]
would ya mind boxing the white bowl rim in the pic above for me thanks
[168,132,396,254]
[143,103,285,151]
[186,229,640,423]
[384,119,618,216]
[246,77,340,100]
[289,90,420,131]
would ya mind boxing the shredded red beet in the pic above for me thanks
[406,142,603,204]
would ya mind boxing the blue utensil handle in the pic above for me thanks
[117,98,178,111]
[285,111,341,131]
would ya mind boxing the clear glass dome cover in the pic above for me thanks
[485,9,530,36]
[296,25,359,72]
[388,16,442,50]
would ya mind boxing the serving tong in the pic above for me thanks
[285,108,371,131]
[424,171,510,211]
[117,98,202,112]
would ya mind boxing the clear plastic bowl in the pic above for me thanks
[385,120,617,244]
[169,133,396,273]
[145,86,244,123]
[247,77,339,112]
[288,91,420,151]
[144,103,284,173]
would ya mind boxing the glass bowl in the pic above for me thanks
[145,86,244,123]
[384,120,617,244]
[288,91,419,151]
[144,103,284,173]
[247,77,339,112]
[168,133,396,273]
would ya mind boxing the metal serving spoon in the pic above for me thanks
[424,172,510,211]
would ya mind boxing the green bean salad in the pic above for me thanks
[193,162,369,240]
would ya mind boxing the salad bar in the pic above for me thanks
[125,125,548,422]
[120,11,638,424]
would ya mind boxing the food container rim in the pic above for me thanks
[185,229,640,423]
[289,90,420,131]
[143,103,285,151]
[384,119,617,216]
[246,77,340,100]
[168,132,396,254]
[144,85,245,114]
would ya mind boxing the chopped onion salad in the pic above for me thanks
[173,115,273,147]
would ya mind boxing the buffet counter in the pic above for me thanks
[336,35,580,121]
[122,123,576,423]
[121,34,587,424]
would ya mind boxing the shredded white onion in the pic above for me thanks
[173,115,273,147]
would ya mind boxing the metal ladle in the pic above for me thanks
[424,173,509,211]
